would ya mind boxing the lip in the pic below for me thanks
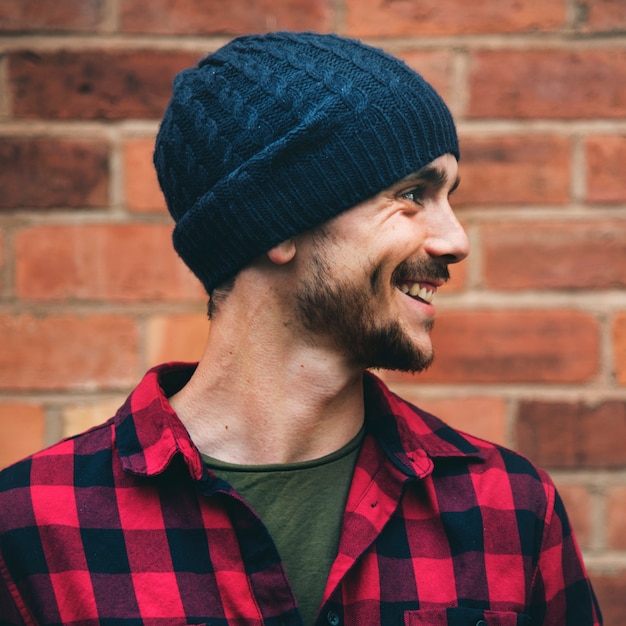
[398,278,445,289]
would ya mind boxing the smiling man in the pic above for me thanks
[289,154,466,374]
[0,32,601,625]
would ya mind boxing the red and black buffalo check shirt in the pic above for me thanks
[0,363,601,625]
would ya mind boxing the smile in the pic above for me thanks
[397,282,436,304]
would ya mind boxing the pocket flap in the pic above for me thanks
[404,608,530,626]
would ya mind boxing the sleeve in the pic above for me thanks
[530,476,603,625]
[0,461,39,626]
[0,550,35,625]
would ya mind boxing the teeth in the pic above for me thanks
[418,287,434,303]
[398,283,434,303]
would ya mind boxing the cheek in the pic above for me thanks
[369,264,386,294]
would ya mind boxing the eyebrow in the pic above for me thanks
[406,165,461,194]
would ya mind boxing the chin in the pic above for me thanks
[363,335,434,374]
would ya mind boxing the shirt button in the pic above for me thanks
[326,610,340,626]
[475,621,488,626]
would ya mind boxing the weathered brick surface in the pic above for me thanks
[15,224,204,301]
[124,138,167,213]
[591,571,626,624]
[606,485,626,550]
[586,135,626,203]
[454,135,570,206]
[0,231,4,293]
[443,257,467,292]
[388,310,599,384]
[553,483,591,549]
[0,138,109,209]
[0,0,102,32]
[468,50,626,119]
[575,0,626,33]
[516,400,626,468]
[0,403,45,469]
[62,397,125,439]
[392,392,508,446]
[482,220,626,290]
[396,50,455,103]
[145,313,209,366]
[614,313,626,386]
[120,0,332,35]
[345,0,565,37]
[0,314,139,391]
[9,50,201,120]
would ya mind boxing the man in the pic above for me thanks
[0,32,601,625]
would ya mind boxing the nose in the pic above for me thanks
[424,200,469,264]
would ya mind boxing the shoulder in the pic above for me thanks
[0,419,116,533]
[0,363,196,517]
[368,375,557,514]
[449,426,557,514]
[0,418,116,485]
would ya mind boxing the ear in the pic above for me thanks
[267,239,297,265]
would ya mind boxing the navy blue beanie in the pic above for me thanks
[154,32,459,293]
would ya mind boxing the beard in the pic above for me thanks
[294,241,449,373]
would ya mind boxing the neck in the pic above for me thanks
[169,282,366,465]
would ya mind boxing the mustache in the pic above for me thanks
[391,258,450,284]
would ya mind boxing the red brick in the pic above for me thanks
[15,224,204,302]
[0,403,45,469]
[455,135,570,206]
[586,135,626,203]
[483,220,626,290]
[390,392,507,446]
[443,257,467,293]
[9,50,200,120]
[0,0,102,32]
[124,138,167,214]
[0,231,4,292]
[0,314,139,391]
[607,485,626,550]
[468,50,626,119]
[387,310,599,384]
[589,571,626,624]
[120,0,331,34]
[345,0,564,37]
[615,314,626,386]
[516,400,626,468]
[397,50,455,103]
[575,0,626,33]
[0,137,108,209]
[62,398,124,438]
[146,313,209,366]
[553,483,591,548]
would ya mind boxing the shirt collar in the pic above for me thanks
[363,371,484,478]
[114,363,484,482]
[115,362,205,480]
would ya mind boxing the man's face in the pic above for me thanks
[294,154,469,373]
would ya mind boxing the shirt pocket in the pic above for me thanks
[404,608,531,626]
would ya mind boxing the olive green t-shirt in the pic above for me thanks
[203,428,364,626]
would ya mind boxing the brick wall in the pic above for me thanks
[1,0,625,621]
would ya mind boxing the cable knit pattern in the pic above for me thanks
[154,32,459,293]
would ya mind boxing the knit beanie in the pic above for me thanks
[154,32,459,293]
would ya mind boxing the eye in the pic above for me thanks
[401,185,426,206]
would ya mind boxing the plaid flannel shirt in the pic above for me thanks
[0,363,601,626]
